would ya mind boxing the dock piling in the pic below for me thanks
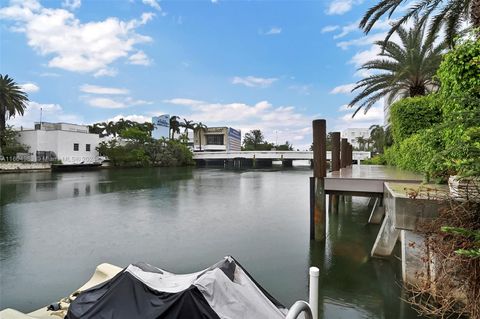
[340,138,348,168]
[312,120,327,178]
[331,132,341,172]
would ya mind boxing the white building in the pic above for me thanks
[341,128,370,149]
[194,127,241,152]
[17,122,101,164]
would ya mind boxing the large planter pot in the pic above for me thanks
[448,175,480,201]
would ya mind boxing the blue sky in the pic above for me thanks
[0,0,388,150]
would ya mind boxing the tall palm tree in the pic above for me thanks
[182,118,195,134]
[356,136,367,150]
[0,74,29,152]
[348,22,444,116]
[360,0,480,46]
[169,116,181,139]
[194,122,207,151]
[369,125,386,153]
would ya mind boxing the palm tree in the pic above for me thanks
[360,0,480,46]
[0,74,29,153]
[355,136,367,150]
[182,118,195,134]
[194,122,207,151]
[369,125,386,153]
[169,116,181,139]
[348,22,444,116]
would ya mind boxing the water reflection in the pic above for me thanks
[310,194,420,319]
[1,168,421,318]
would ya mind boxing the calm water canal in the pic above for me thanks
[1,167,422,318]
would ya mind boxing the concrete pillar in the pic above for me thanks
[368,197,385,224]
[255,159,273,168]
[371,214,400,257]
[312,120,327,178]
[340,138,348,168]
[282,159,293,167]
[331,132,341,172]
[401,230,428,286]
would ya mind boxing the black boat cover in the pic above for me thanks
[66,256,288,319]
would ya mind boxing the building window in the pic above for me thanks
[73,143,79,151]
[86,144,91,152]
[206,134,224,145]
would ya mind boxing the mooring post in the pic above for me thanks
[340,138,348,168]
[347,143,352,166]
[331,132,341,172]
[309,177,315,240]
[312,120,327,178]
[311,120,327,241]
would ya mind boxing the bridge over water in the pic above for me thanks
[193,151,371,168]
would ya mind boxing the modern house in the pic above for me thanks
[193,127,241,152]
[341,128,370,149]
[16,122,101,164]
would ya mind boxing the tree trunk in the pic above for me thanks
[199,131,202,151]
[409,84,426,97]
[0,111,6,150]
[471,0,480,30]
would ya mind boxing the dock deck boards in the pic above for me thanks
[324,165,423,195]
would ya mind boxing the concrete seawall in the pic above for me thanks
[0,162,51,173]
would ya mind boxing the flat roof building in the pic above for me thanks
[194,127,241,152]
[16,122,101,164]
[341,128,370,149]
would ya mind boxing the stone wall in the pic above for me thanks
[0,162,51,172]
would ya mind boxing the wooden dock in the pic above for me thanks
[324,165,423,196]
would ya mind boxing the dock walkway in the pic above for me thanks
[324,165,423,196]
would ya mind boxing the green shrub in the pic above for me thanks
[389,95,442,143]
[362,154,387,165]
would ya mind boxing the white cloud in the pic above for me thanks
[326,0,363,15]
[232,76,278,88]
[107,114,153,123]
[288,84,311,95]
[87,97,126,109]
[330,83,356,94]
[39,72,60,77]
[7,101,82,129]
[62,0,81,10]
[163,98,205,106]
[19,82,39,93]
[142,0,161,11]
[80,84,129,95]
[337,32,387,50]
[333,21,359,39]
[0,0,154,75]
[338,104,350,112]
[349,45,381,68]
[94,68,118,78]
[264,27,282,35]
[333,103,384,131]
[321,25,339,33]
[128,50,151,66]
[163,98,312,149]
[86,96,152,109]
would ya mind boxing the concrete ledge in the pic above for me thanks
[0,162,51,172]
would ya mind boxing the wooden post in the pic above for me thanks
[312,120,327,178]
[309,177,315,240]
[340,138,348,168]
[331,132,340,172]
[349,143,353,166]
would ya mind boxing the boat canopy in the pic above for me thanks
[66,256,288,319]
